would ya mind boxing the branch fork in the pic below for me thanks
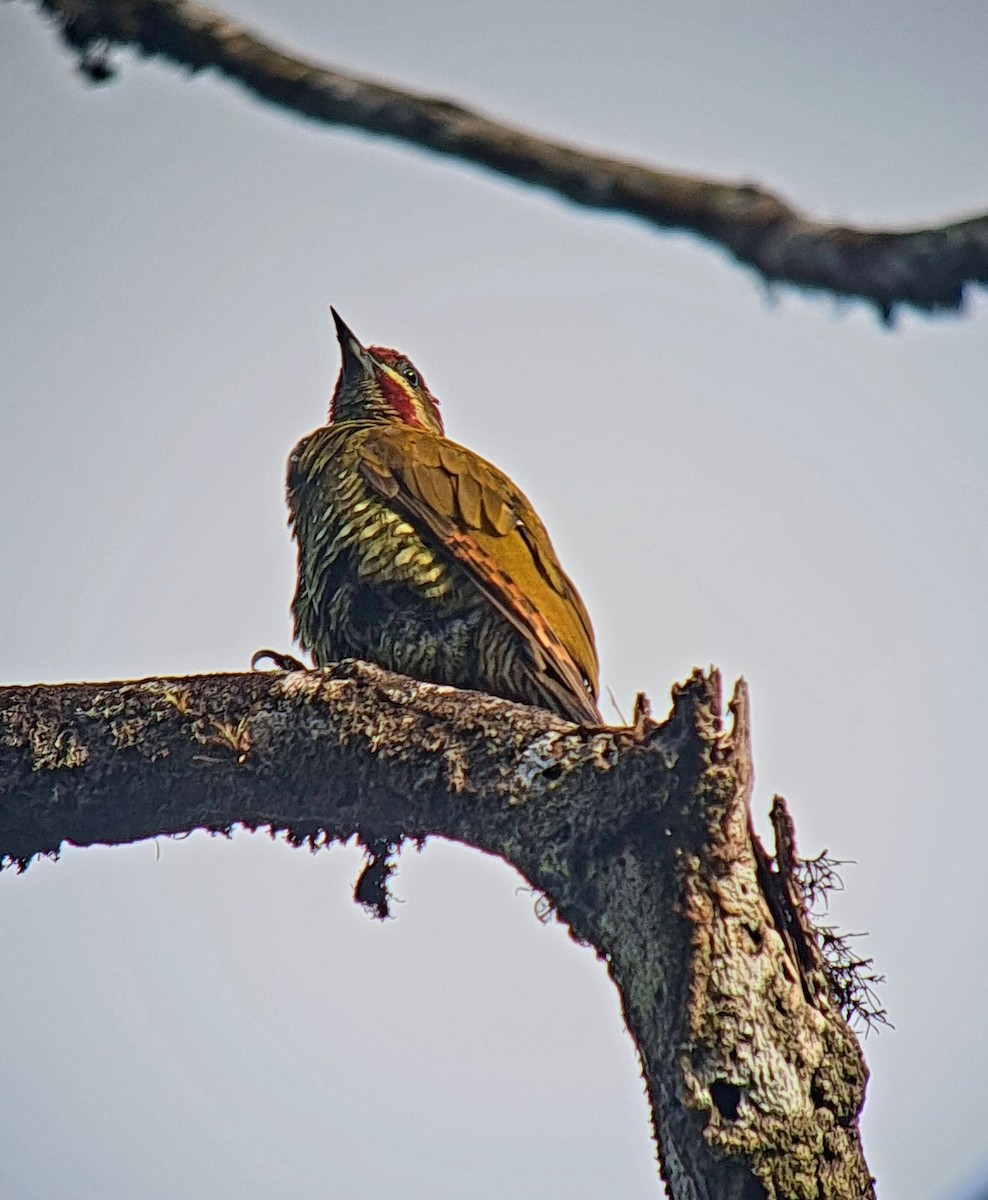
[0,661,874,1196]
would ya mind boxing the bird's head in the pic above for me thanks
[328,309,444,435]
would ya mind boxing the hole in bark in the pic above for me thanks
[542,763,563,781]
[746,924,763,949]
[710,1080,742,1121]
[810,1073,842,1119]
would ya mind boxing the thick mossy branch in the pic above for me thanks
[0,661,873,1199]
[19,0,988,319]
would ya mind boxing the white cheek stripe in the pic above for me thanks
[381,363,431,425]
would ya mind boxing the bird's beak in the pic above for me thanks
[331,307,376,382]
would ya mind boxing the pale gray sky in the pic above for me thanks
[2,2,987,1197]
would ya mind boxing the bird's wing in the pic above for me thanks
[357,426,601,723]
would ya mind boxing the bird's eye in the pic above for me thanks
[402,366,419,387]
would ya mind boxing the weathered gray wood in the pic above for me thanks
[0,660,873,1198]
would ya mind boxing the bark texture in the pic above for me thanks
[0,660,874,1198]
[15,0,988,320]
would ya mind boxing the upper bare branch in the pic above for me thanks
[17,0,988,321]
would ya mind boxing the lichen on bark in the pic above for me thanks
[0,660,875,1198]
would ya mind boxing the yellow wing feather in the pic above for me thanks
[356,426,600,721]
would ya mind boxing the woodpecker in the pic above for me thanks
[287,311,601,724]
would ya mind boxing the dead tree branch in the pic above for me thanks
[11,0,987,321]
[0,660,874,1198]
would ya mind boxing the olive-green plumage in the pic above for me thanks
[288,311,601,725]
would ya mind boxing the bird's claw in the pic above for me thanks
[251,648,308,672]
